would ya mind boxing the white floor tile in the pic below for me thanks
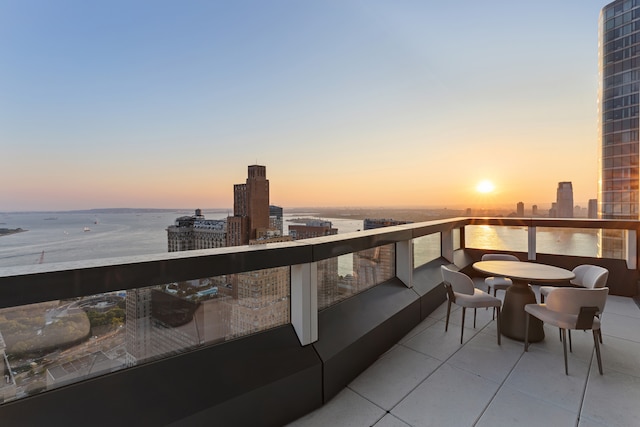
[603,295,640,318]
[504,347,589,413]
[372,414,412,427]
[595,334,640,378]
[447,330,523,383]
[391,363,499,427]
[602,312,640,343]
[581,367,640,427]
[399,317,438,344]
[476,385,578,427]
[403,320,478,361]
[286,388,385,427]
[349,345,441,410]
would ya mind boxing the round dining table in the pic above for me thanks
[473,260,575,342]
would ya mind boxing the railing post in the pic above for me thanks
[626,229,637,269]
[396,239,413,288]
[442,229,454,262]
[528,226,536,260]
[290,262,318,345]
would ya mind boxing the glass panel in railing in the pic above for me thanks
[536,228,600,257]
[0,295,128,404]
[413,233,441,268]
[464,225,527,252]
[0,267,291,405]
[318,244,395,311]
[599,229,627,259]
[453,228,461,250]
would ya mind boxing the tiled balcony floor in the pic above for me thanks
[288,286,640,427]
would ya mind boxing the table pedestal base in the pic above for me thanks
[500,282,544,342]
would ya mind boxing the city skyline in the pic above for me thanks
[2,1,606,211]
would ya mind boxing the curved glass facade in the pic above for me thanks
[599,0,640,257]
[600,0,640,220]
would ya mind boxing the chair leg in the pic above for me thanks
[561,329,569,375]
[473,308,477,328]
[593,329,604,375]
[445,299,452,332]
[460,307,466,344]
[524,313,530,351]
[496,306,501,345]
[568,330,573,353]
[541,294,545,303]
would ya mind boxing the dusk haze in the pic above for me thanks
[1,1,606,211]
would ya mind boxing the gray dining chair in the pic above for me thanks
[524,287,609,375]
[441,265,502,345]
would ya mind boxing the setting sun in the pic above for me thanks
[476,180,495,194]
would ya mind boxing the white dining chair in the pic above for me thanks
[480,253,519,319]
[539,265,609,346]
[539,264,609,303]
[441,265,502,345]
[524,287,609,375]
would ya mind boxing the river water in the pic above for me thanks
[0,211,598,270]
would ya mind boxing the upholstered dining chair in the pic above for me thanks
[441,265,502,345]
[524,287,609,375]
[481,253,519,297]
[539,264,609,345]
[539,264,609,303]
[480,253,519,319]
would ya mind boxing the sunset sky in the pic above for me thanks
[1,1,608,211]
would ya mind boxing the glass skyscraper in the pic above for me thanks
[599,0,640,257]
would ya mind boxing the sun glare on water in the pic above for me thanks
[476,180,495,194]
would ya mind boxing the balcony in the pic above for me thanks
[0,217,639,426]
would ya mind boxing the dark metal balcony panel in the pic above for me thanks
[412,257,452,297]
[307,227,414,261]
[313,278,421,402]
[0,325,323,427]
[0,243,313,308]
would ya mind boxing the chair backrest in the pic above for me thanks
[441,265,474,295]
[546,287,609,315]
[578,265,609,289]
[481,253,519,262]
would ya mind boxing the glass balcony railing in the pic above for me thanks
[0,216,638,410]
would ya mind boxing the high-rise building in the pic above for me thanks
[556,182,574,218]
[516,202,524,217]
[289,220,337,240]
[599,1,640,257]
[532,205,538,216]
[227,165,270,246]
[588,199,598,219]
[269,205,284,235]
[166,209,226,252]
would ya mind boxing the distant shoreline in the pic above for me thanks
[0,228,27,237]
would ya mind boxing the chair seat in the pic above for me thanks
[485,276,512,290]
[455,289,501,308]
[524,303,602,330]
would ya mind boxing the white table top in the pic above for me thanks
[473,260,575,282]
